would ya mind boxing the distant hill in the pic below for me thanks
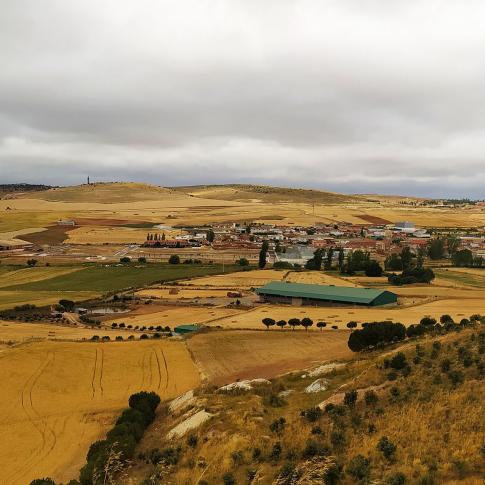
[16,182,184,203]
[171,184,358,204]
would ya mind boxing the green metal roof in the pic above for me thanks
[174,324,199,333]
[255,281,395,304]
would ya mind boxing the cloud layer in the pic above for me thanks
[1,0,485,197]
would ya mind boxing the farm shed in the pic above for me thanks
[174,324,200,335]
[255,281,397,307]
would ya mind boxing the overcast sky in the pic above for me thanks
[1,0,485,197]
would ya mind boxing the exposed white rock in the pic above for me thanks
[169,390,195,414]
[304,378,329,393]
[167,410,214,439]
[307,363,346,378]
[217,378,270,393]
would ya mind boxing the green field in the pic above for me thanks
[4,264,244,292]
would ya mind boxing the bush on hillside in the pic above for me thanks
[348,322,406,352]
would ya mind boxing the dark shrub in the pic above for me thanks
[346,455,371,482]
[377,436,397,460]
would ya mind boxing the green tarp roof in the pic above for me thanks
[255,281,394,304]
[174,324,199,332]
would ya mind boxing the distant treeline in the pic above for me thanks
[0,183,54,193]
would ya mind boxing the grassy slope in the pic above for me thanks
[17,182,179,203]
[3,264,243,292]
[171,184,357,204]
[129,325,484,484]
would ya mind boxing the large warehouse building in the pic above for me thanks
[255,281,397,307]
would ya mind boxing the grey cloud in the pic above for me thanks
[1,0,485,198]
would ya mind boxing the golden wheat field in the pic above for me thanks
[0,339,200,485]
[207,299,485,329]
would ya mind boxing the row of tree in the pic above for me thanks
[146,233,166,241]
[348,314,482,352]
[262,317,329,331]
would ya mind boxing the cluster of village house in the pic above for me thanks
[142,220,485,265]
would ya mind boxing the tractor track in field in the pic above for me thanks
[152,347,162,390]
[91,347,105,398]
[5,352,57,484]
[159,346,170,391]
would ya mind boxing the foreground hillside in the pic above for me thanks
[122,325,484,484]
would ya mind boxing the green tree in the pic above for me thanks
[288,318,301,331]
[276,320,287,330]
[120,256,131,263]
[301,317,313,331]
[365,260,383,277]
[259,240,269,269]
[452,249,473,267]
[385,253,403,271]
[262,317,276,330]
[137,256,147,263]
[400,247,413,270]
[324,247,334,270]
[206,229,215,243]
[237,257,249,266]
[30,479,56,485]
[316,321,326,331]
[168,255,180,264]
[59,299,75,311]
[428,238,445,260]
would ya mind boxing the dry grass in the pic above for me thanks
[0,338,199,484]
[131,327,484,485]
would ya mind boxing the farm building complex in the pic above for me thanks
[255,281,398,307]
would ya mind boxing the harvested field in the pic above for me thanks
[0,321,135,343]
[106,305,240,327]
[20,226,75,245]
[285,271,357,287]
[136,288,236,299]
[208,299,485,329]
[187,329,352,384]
[0,339,199,484]
[353,214,392,224]
[178,269,288,288]
[66,226,183,244]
